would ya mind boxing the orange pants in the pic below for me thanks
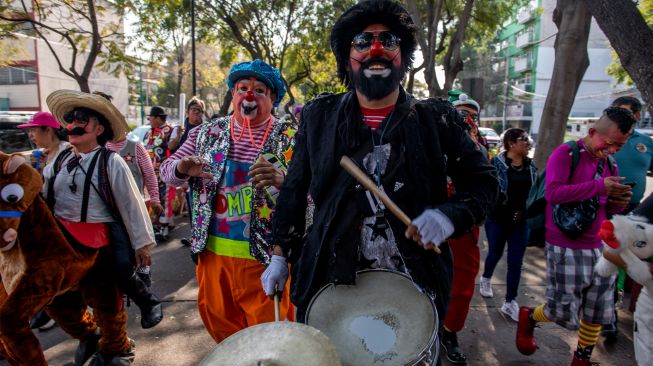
[196,251,294,343]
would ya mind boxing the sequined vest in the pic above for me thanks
[189,116,297,265]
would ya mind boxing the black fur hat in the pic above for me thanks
[330,0,417,87]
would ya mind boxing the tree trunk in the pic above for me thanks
[406,68,417,95]
[218,90,233,117]
[534,0,592,170]
[78,77,91,93]
[585,0,653,116]
[442,0,475,94]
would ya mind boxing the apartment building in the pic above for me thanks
[482,0,631,137]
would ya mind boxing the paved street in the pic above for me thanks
[4,200,647,365]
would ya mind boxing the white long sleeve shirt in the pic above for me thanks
[43,147,155,250]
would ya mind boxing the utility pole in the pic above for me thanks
[502,52,509,133]
[191,0,197,96]
[139,63,144,126]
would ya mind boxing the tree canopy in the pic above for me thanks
[0,0,133,92]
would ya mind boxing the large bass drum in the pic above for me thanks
[305,269,439,366]
[198,321,341,366]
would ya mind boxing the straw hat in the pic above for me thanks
[46,90,129,142]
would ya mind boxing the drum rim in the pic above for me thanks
[305,269,439,366]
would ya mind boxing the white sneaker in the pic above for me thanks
[38,318,56,331]
[479,277,493,298]
[501,300,520,322]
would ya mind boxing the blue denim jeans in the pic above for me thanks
[482,218,529,302]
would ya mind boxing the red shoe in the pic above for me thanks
[570,357,599,366]
[516,306,538,355]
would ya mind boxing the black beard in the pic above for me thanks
[349,58,403,100]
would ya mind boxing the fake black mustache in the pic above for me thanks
[66,126,88,136]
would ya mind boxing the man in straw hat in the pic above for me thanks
[160,59,296,342]
[44,90,162,364]
[263,1,497,362]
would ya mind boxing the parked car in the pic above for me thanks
[479,127,501,149]
[128,124,150,143]
[0,112,36,155]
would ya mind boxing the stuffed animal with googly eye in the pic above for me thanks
[597,214,653,292]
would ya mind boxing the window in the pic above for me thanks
[0,66,37,85]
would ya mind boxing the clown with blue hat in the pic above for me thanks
[158,59,297,342]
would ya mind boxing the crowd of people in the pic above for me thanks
[1,0,652,365]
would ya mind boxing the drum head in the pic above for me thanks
[198,321,341,366]
[306,270,438,366]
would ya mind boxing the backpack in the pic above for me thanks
[525,141,615,246]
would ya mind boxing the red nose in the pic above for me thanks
[245,91,255,102]
[66,124,74,131]
[370,41,384,58]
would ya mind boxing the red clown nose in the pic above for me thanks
[245,91,255,102]
[370,41,384,58]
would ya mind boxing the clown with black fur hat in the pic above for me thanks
[264,1,498,364]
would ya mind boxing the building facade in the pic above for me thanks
[482,0,629,137]
[0,1,128,115]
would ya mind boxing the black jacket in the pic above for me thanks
[272,89,498,315]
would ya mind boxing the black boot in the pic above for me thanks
[30,310,53,329]
[121,273,163,329]
[74,328,101,366]
[83,349,135,366]
[441,329,467,364]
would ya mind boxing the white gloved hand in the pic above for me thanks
[261,255,289,296]
[411,209,455,248]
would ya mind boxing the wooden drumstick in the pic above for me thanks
[340,156,441,254]
[274,292,280,322]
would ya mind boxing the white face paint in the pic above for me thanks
[233,78,272,122]
[363,67,392,78]
[241,99,258,119]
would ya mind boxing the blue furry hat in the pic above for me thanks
[227,59,286,107]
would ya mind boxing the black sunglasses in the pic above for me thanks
[351,31,401,52]
[63,108,94,125]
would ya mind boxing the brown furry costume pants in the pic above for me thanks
[0,246,130,366]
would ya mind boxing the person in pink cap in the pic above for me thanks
[18,111,69,173]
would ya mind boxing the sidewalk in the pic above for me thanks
[448,228,637,365]
[2,221,638,365]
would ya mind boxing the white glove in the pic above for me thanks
[261,255,289,296]
[412,209,455,248]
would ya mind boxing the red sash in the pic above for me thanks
[57,218,110,248]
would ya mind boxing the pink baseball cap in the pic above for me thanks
[17,111,61,129]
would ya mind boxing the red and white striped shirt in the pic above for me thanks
[229,119,271,163]
[360,104,395,129]
[160,118,276,187]
[106,140,160,204]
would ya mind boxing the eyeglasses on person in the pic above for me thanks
[351,31,401,52]
[459,110,479,122]
[63,108,95,126]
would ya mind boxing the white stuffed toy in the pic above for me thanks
[596,214,653,292]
